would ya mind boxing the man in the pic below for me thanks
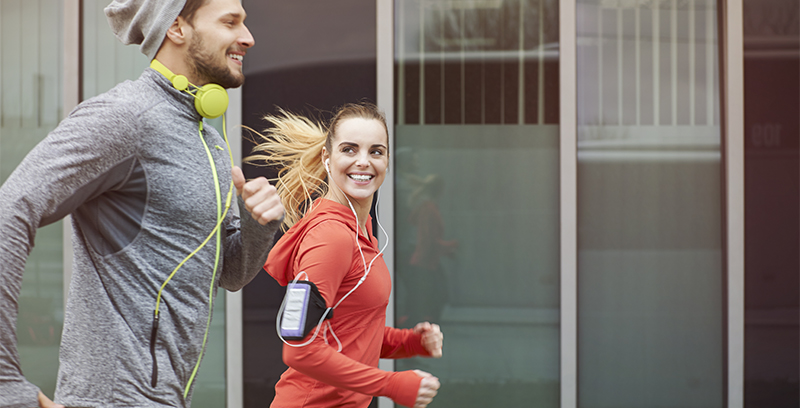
[0,0,283,407]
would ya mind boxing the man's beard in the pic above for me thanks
[187,32,244,89]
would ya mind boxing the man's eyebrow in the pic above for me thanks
[221,12,244,20]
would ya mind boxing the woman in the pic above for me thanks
[248,103,443,408]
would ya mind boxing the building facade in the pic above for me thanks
[0,0,796,407]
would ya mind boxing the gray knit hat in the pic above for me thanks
[104,0,188,60]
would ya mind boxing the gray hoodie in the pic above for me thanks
[0,68,279,408]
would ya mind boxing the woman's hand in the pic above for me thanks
[412,370,440,408]
[413,322,443,358]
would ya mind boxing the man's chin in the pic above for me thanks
[229,75,245,89]
[209,75,244,89]
[221,70,245,89]
[223,80,244,89]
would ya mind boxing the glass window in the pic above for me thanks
[1,0,65,397]
[576,1,724,407]
[743,0,800,406]
[82,1,226,405]
[394,1,560,406]
[82,0,150,97]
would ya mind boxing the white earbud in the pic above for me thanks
[324,158,330,173]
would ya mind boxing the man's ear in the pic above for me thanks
[164,16,189,46]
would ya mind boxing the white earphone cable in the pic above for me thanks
[275,159,389,352]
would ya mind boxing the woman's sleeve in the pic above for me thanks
[281,222,423,407]
[283,339,422,407]
[380,327,431,359]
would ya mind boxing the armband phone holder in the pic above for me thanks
[279,280,332,340]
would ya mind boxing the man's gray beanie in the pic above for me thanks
[104,0,188,60]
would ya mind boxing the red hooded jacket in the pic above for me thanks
[265,198,430,408]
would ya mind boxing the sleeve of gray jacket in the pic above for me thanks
[0,100,137,407]
[218,198,281,291]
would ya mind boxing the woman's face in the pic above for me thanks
[324,117,389,207]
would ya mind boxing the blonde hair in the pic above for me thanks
[245,102,389,230]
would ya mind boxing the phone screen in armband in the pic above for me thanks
[280,280,332,340]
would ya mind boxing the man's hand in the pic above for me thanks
[232,166,284,225]
[412,370,440,408]
[413,322,443,358]
[36,391,64,408]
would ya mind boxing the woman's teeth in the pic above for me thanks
[349,174,372,182]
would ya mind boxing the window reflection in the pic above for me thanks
[576,1,724,407]
[395,1,560,407]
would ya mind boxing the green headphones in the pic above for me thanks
[150,59,229,119]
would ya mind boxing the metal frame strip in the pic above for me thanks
[723,0,745,406]
[376,1,396,407]
[560,0,578,407]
